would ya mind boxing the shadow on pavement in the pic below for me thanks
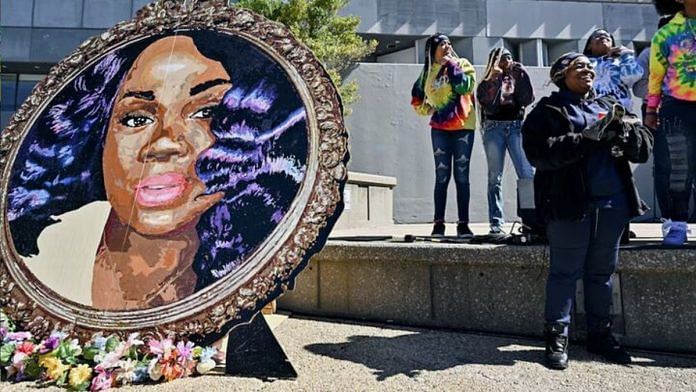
[304,329,696,381]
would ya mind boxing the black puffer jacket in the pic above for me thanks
[521,93,653,223]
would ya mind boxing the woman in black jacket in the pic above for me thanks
[521,52,652,370]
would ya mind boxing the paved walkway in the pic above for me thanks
[5,314,696,392]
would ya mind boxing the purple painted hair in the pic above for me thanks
[8,31,308,290]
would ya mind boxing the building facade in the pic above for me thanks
[342,0,657,66]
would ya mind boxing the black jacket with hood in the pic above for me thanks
[521,93,653,223]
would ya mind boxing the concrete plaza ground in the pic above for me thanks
[3,313,696,392]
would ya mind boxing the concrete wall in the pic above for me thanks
[344,62,656,224]
[279,241,696,354]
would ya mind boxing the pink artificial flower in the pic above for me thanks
[148,338,173,356]
[5,331,32,342]
[124,333,144,350]
[95,350,122,371]
[176,341,195,362]
[10,352,28,375]
[90,370,114,391]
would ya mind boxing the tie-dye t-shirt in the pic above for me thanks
[411,58,477,131]
[588,53,643,110]
[647,12,696,109]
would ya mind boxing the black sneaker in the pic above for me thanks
[431,221,445,237]
[587,330,632,364]
[544,323,569,370]
[457,223,473,238]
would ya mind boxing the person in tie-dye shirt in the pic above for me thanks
[583,29,643,111]
[411,33,477,238]
[645,0,696,246]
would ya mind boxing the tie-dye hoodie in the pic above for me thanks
[647,12,696,109]
[588,52,643,110]
[411,58,477,131]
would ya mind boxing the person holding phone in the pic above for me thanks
[476,48,535,235]
[411,33,477,238]
[583,29,643,111]
[522,52,652,370]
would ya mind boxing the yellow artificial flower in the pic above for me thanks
[68,364,93,388]
[39,355,70,380]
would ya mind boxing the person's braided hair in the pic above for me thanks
[653,0,684,16]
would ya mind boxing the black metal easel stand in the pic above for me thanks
[225,312,297,380]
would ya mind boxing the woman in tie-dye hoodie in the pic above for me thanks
[583,29,644,111]
[411,33,477,238]
[645,0,696,246]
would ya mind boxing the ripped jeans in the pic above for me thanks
[431,128,475,223]
[657,96,696,221]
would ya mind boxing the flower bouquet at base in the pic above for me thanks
[0,311,220,391]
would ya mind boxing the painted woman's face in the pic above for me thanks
[103,36,227,235]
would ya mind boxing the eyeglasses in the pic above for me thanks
[572,62,595,71]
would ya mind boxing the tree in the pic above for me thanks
[235,0,376,114]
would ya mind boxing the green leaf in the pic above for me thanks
[105,336,119,353]
[82,347,99,362]
[71,381,91,391]
[56,342,72,359]
[24,357,42,380]
[0,343,16,364]
[0,311,16,332]
[56,368,69,386]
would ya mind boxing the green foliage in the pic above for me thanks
[82,346,99,362]
[0,343,15,364]
[104,336,119,353]
[236,0,376,112]
[23,357,42,379]
[0,310,16,332]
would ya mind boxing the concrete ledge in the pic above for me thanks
[280,241,696,353]
[333,171,397,230]
[347,172,397,188]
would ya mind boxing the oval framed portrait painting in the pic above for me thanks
[0,0,347,341]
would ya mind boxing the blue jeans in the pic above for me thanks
[545,196,629,334]
[431,129,475,222]
[482,120,535,228]
[658,97,696,221]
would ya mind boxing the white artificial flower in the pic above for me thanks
[116,358,138,384]
[196,359,216,375]
[148,358,162,381]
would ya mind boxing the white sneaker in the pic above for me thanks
[663,220,690,246]
[661,219,673,238]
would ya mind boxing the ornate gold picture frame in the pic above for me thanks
[0,0,347,342]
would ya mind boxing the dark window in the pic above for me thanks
[16,74,44,107]
[1,73,45,130]
[1,74,18,130]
